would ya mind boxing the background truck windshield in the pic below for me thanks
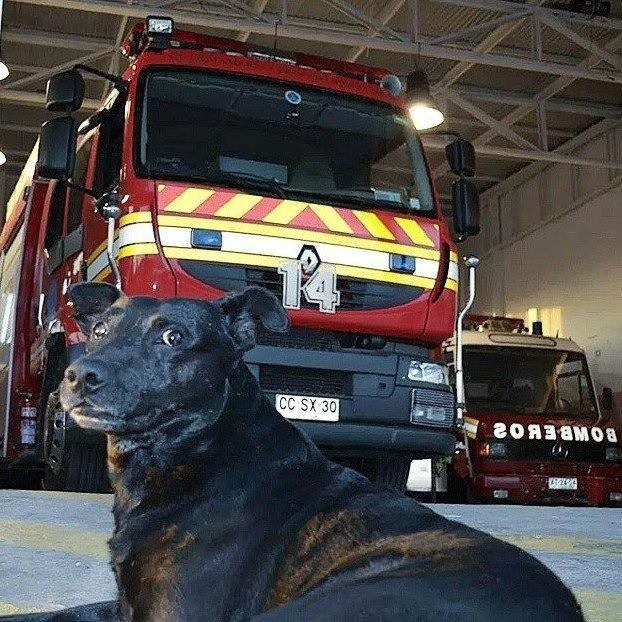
[464,347,597,417]
[138,69,435,214]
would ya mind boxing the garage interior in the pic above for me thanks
[0,0,620,620]
[0,1,621,399]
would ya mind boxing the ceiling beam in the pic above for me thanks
[346,0,406,62]
[422,134,622,169]
[0,123,39,134]
[0,89,100,110]
[2,47,115,91]
[429,0,622,32]
[538,15,622,71]
[235,0,269,42]
[445,116,575,140]
[10,0,622,84]
[444,90,539,150]
[2,27,112,50]
[447,85,622,119]
[434,30,622,179]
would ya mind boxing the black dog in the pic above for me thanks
[6,284,583,621]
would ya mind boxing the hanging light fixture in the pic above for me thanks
[405,70,444,131]
[0,150,6,166]
[0,0,8,80]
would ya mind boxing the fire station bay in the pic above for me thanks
[0,2,620,621]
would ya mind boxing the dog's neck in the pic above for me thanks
[107,363,315,517]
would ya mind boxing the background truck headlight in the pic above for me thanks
[408,361,448,384]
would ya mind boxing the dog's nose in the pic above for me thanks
[64,360,108,393]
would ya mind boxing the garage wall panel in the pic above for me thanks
[468,127,622,393]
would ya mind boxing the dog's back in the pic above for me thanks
[19,285,582,622]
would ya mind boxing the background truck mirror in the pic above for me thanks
[602,387,613,412]
[46,69,85,113]
[445,138,475,177]
[37,117,77,180]
[452,178,480,238]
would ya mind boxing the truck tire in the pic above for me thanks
[41,345,109,493]
[370,456,411,491]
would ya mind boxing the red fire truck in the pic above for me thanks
[444,317,622,506]
[0,18,479,491]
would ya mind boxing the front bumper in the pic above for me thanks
[244,339,455,458]
[472,473,622,506]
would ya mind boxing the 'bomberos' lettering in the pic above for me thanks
[492,423,617,443]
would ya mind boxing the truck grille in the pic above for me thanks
[259,365,352,397]
[503,440,610,463]
[256,326,339,351]
[178,261,424,310]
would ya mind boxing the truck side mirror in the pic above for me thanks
[452,178,480,238]
[602,387,613,413]
[46,69,85,112]
[445,138,475,177]
[37,117,77,180]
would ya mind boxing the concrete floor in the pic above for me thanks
[0,491,620,620]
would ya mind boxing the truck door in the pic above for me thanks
[38,136,94,333]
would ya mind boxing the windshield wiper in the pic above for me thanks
[216,171,287,198]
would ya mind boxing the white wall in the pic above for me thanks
[466,124,622,393]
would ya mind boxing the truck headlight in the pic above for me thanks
[408,361,448,384]
[410,389,454,427]
[606,447,621,461]
[478,442,507,457]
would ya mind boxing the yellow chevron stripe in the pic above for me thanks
[158,184,166,192]
[309,204,352,234]
[394,217,434,247]
[352,210,395,240]
[450,251,458,263]
[164,188,215,213]
[262,199,308,224]
[214,193,262,219]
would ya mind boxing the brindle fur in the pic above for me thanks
[2,284,584,622]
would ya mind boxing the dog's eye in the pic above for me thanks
[162,328,183,347]
[92,322,108,340]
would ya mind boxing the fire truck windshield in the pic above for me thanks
[137,69,435,214]
[464,347,598,417]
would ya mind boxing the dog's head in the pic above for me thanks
[60,284,289,438]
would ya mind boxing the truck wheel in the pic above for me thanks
[371,456,411,491]
[41,358,109,493]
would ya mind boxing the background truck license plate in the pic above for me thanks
[275,394,340,421]
[548,477,578,490]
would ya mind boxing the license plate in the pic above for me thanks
[548,477,578,491]
[275,394,339,422]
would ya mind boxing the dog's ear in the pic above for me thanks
[68,282,123,333]
[217,286,289,352]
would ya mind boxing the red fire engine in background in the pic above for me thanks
[0,18,480,491]
[444,316,622,506]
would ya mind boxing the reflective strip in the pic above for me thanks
[164,188,215,213]
[352,210,395,240]
[463,417,479,439]
[214,194,262,219]
[261,199,308,224]
[158,213,443,260]
[448,261,459,282]
[308,204,352,234]
[158,184,437,247]
[86,218,458,292]
[394,217,435,248]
